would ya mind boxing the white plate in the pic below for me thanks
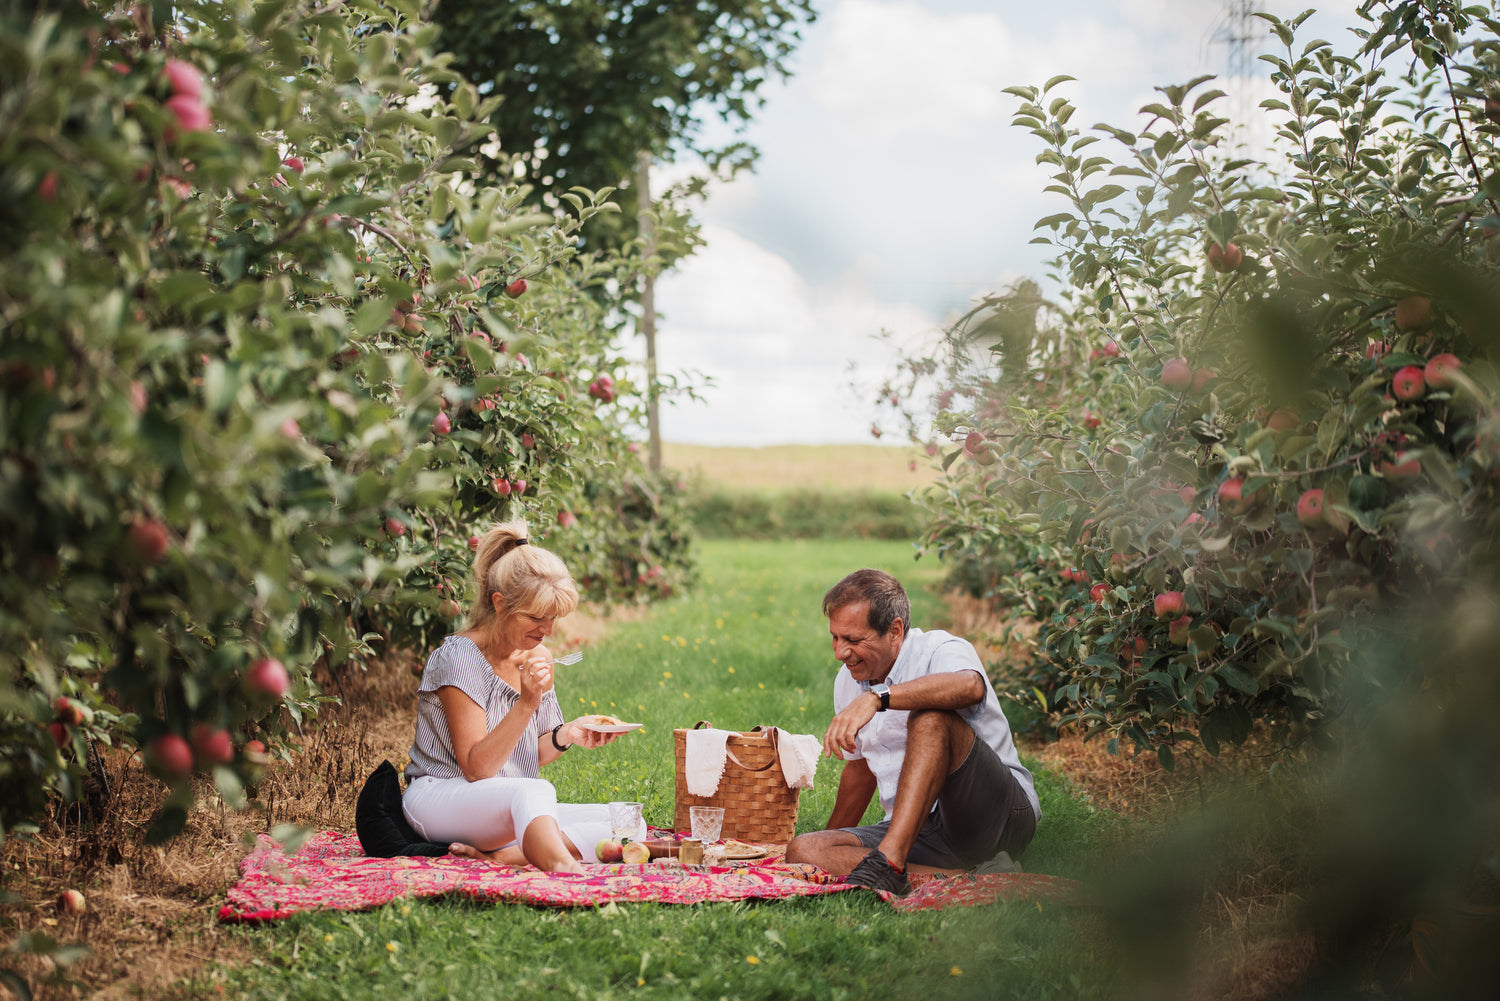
[578,721,643,733]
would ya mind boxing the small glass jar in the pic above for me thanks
[679,837,704,865]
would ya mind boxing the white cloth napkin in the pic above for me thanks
[773,728,821,789]
[684,727,734,797]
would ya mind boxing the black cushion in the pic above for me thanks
[355,760,450,858]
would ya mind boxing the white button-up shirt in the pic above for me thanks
[832,627,1040,821]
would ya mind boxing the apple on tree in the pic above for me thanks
[162,59,203,99]
[191,723,234,765]
[1394,295,1432,332]
[1154,591,1186,619]
[505,278,528,298]
[129,517,169,563]
[1168,615,1192,646]
[588,375,616,403]
[1380,453,1421,480]
[1161,357,1193,391]
[1296,488,1325,526]
[1207,241,1243,273]
[245,657,291,699]
[1391,366,1426,402]
[1423,353,1461,390]
[147,733,194,779]
[1217,476,1249,514]
[1266,409,1299,431]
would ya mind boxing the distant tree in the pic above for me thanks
[434,0,816,227]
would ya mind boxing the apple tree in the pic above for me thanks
[885,5,1500,764]
[0,0,695,840]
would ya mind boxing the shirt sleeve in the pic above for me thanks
[418,639,493,710]
[536,690,564,734]
[917,634,989,723]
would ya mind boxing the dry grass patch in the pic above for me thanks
[663,442,938,495]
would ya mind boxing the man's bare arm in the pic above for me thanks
[825,757,878,830]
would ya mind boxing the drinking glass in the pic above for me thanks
[689,805,724,843]
[608,801,647,842]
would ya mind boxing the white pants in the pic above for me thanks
[402,774,612,861]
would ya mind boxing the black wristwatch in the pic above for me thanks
[870,683,891,712]
[551,723,571,752]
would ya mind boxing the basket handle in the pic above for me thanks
[693,721,783,773]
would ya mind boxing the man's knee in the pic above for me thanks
[785,829,853,866]
[784,832,814,865]
[906,707,958,734]
[907,709,973,750]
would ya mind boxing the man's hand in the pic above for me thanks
[822,690,880,758]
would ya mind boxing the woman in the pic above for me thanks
[401,520,622,872]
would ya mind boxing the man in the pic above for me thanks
[785,569,1039,894]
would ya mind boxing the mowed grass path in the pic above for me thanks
[210,540,1118,1001]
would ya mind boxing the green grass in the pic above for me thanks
[207,540,1123,1001]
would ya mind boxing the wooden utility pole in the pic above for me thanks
[636,150,662,473]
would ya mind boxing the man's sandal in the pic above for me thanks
[844,848,912,896]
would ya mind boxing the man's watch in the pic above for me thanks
[870,683,891,712]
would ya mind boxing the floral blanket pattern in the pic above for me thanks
[217,830,1081,922]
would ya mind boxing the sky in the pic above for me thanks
[639,0,1363,447]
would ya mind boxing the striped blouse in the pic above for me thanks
[405,634,564,783]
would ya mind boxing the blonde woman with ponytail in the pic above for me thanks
[401,520,623,872]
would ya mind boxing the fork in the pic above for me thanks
[550,651,584,666]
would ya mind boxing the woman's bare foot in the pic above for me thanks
[448,842,528,865]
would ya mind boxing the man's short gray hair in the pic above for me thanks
[822,568,910,635]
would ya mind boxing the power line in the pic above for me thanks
[1210,0,1269,151]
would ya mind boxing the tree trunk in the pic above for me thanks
[636,150,662,473]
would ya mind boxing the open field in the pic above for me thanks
[662,443,942,496]
[196,538,1117,1001]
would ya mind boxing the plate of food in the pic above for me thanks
[720,839,768,860]
[577,714,643,733]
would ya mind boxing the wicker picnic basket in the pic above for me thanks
[673,722,800,843]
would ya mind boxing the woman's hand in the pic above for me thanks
[516,653,554,704]
[563,718,623,750]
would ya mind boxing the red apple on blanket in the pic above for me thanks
[595,839,624,863]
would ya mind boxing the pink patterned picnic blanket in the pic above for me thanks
[217,830,1081,922]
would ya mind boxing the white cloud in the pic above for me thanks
[806,0,1029,143]
[649,225,941,445]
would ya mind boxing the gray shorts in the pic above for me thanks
[843,734,1036,869]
